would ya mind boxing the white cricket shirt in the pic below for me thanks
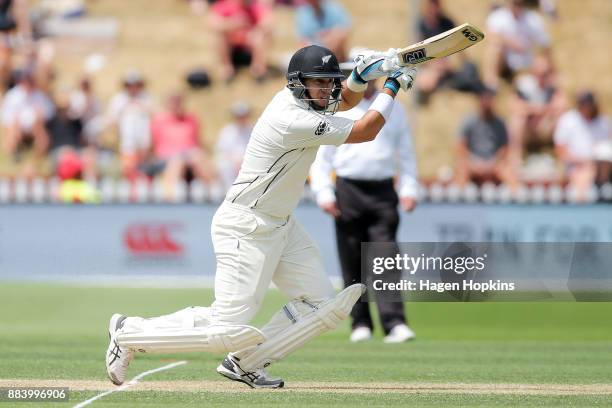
[225,88,354,218]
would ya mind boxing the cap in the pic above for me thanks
[577,91,596,106]
[57,152,83,180]
[231,101,251,117]
[123,69,144,86]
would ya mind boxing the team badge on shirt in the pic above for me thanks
[315,121,330,136]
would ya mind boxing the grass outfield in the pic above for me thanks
[1,283,611,407]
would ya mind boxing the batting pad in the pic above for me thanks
[116,324,265,354]
[237,283,365,371]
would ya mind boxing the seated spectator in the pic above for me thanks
[554,92,611,200]
[149,92,217,199]
[484,0,552,90]
[216,101,253,189]
[69,76,103,144]
[57,150,100,204]
[106,70,154,180]
[0,0,32,91]
[507,56,566,171]
[1,70,53,168]
[47,93,98,181]
[415,0,454,102]
[418,0,455,41]
[295,0,351,62]
[69,76,114,178]
[415,0,482,104]
[208,0,273,82]
[455,88,518,189]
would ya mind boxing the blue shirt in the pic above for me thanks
[295,1,351,43]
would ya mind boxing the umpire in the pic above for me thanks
[310,80,418,343]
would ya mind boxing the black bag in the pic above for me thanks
[186,69,211,89]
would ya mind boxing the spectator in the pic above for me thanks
[208,0,273,82]
[149,92,217,199]
[414,0,482,104]
[554,92,611,200]
[455,88,518,189]
[295,0,351,62]
[106,70,154,180]
[0,0,32,90]
[524,0,557,19]
[417,0,455,40]
[69,76,114,178]
[1,70,53,166]
[216,101,253,189]
[507,56,566,171]
[47,93,98,181]
[484,0,551,90]
[57,150,101,204]
[69,76,103,145]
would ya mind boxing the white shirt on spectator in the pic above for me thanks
[554,110,611,162]
[1,84,55,131]
[310,94,418,205]
[514,73,553,106]
[216,122,253,189]
[106,91,154,154]
[486,6,550,71]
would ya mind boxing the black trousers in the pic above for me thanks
[334,177,407,334]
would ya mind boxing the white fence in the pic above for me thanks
[1,178,612,204]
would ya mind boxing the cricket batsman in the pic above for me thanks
[105,45,416,388]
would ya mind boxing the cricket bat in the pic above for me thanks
[397,23,485,67]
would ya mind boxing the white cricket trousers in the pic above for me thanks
[121,200,334,335]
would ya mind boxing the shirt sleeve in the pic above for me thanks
[216,126,233,156]
[527,12,550,47]
[150,114,162,149]
[486,9,505,35]
[458,116,473,140]
[0,91,16,125]
[295,6,316,40]
[309,144,337,205]
[284,112,354,148]
[553,112,572,146]
[327,3,351,29]
[189,115,200,147]
[39,92,56,120]
[391,105,418,198]
[105,95,122,126]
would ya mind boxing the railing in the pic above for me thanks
[0,177,611,204]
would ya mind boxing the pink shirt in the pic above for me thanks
[151,112,200,159]
[211,0,270,47]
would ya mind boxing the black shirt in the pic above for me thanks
[418,15,456,41]
[47,115,83,151]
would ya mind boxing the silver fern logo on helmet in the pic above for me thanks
[321,55,332,64]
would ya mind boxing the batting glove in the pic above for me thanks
[346,48,401,92]
[383,67,417,95]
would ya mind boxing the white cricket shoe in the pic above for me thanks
[350,326,372,343]
[105,314,134,385]
[217,355,284,389]
[383,324,416,343]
